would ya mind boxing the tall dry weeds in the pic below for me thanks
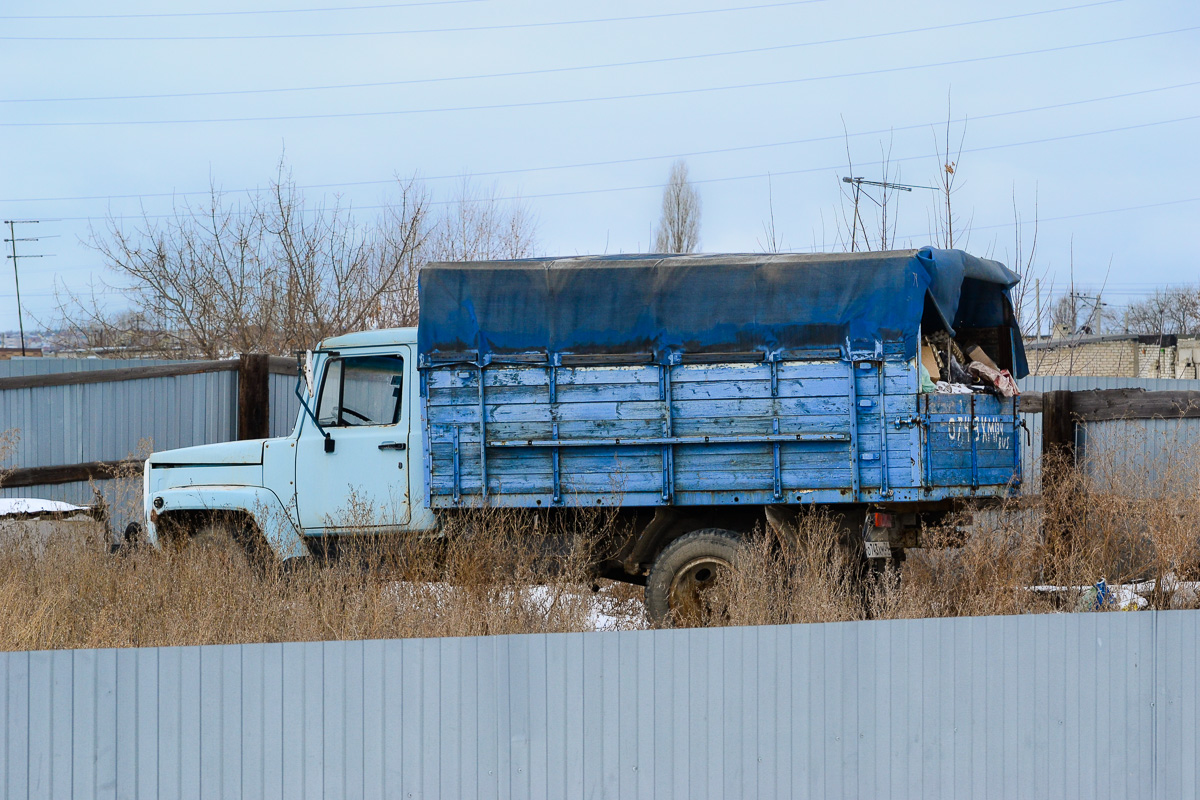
[0,508,616,652]
[4,432,1200,650]
[716,434,1200,627]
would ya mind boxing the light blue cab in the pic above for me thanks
[142,327,437,559]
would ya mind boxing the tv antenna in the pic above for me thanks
[842,177,937,252]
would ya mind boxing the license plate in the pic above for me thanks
[864,541,892,559]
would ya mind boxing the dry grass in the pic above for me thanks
[0,508,625,651]
[3,431,1200,651]
[723,438,1200,626]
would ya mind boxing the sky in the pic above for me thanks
[1,0,1197,334]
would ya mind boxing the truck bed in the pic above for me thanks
[420,357,1020,508]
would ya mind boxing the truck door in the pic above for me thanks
[295,350,412,532]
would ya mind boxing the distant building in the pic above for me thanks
[0,347,43,359]
[1025,333,1200,378]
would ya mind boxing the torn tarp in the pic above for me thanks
[418,247,1028,377]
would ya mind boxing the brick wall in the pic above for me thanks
[1027,336,1200,378]
[1026,339,1140,377]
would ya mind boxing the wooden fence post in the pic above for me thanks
[1041,389,1075,461]
[237,353,270,440]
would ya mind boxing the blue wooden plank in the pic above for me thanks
[432,413,896,444]
[926,431,1017,452]
[926,450,1022,470]
[430,398,917,434]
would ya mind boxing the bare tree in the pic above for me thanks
[874,137,901,251]
[59,160,536,357]
[1004,185,1048,334]
[1050,294,1079,335]
[931,95,970,250]
[1123,287,1200,335]
[653,160,701,254]
[430,178,537,263]
[757,173,783,253]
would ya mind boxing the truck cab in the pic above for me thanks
[143,328,435,559]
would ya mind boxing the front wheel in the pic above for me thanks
[161,513,265,570]
[645,528,742,626]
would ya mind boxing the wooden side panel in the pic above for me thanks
[422,357,997,507]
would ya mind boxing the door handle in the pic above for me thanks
[378,441,407,451]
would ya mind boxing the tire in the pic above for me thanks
[187,516,256,570]
[645,528,743,626]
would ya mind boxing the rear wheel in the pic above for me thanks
[645,528,742,626]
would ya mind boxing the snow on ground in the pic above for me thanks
[0,498,88,517]
[386,581,649,631]
[525,584,648,631]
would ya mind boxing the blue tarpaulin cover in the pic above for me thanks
[418,247,1028,377]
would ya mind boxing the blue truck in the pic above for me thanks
[141,247,1027,621]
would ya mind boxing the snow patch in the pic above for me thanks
[0,498,88,517]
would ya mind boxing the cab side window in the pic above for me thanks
[316,355,404,427]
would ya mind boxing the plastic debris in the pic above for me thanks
[919,362,936,393]
[968,361,1020,398]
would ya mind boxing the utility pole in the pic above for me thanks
[842,177,937,252]
[3,219,49,357]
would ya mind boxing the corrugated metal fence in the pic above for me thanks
[2,611,1198,799]
[1018,376,1200,492]
[0,358,300,505]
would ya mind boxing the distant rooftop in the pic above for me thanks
[1024,333,1184,351]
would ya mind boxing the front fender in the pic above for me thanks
[146,485,308,560]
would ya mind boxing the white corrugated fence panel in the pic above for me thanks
[4,613,1195,799]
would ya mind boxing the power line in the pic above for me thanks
[892,196,1200,245]
[5,26,1193,128]
[16,196,1200,285]
[0,0,486,20]
[29,113,1200,223]
[0,0,825,41]
[940,195,1200,234]
[0,2,1121,104]
[3,79,1196,205]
